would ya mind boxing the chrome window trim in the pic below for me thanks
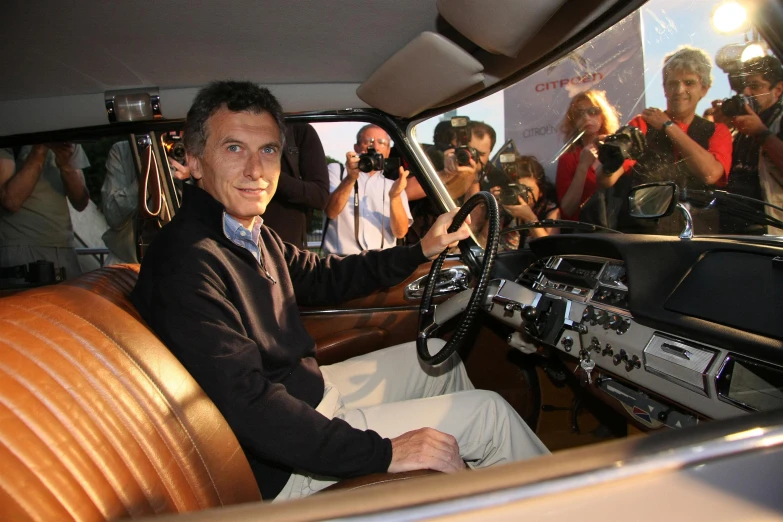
[299,305,420,316]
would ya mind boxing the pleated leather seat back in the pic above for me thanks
[0,265,261,521]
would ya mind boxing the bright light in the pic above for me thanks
[712,2,748,33]
[741,42,766,62]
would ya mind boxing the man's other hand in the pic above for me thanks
[345,152,361,181]
[388,428,466,474]
[389,167,409,198]
[420,206,471,259]
[733,102,768,137]
[170,159,192,180]
[50,143,75,168]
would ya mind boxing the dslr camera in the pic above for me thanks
[499,152,517,179]
[451,116,480,167]
[161,132,187,165]
[357,140,401,176]
[598,125,646,173]
[719,93,754,117]
[500,183,532,206]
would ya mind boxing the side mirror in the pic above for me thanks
[628,182,678,219]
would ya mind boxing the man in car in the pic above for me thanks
[131,81,548,502]
[596,46,733,234]
[713,56,783,234]
[0,143,90,285]
[322,124,412,255]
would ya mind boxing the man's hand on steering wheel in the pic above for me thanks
[420,207,472,259]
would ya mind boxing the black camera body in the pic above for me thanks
[500,183,532,206]
[720,93,752,117]
[357,145,401,176]
[161,133,187,165]
[448,116,480,167]
[598,125,647,173]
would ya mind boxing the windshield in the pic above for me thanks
[411,0,783,248]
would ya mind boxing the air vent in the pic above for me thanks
[517,257,549,287]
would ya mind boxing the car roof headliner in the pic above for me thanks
[0,0,646,137]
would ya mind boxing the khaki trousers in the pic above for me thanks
[274,339,548,502]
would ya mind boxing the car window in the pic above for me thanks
[412,0,782,249]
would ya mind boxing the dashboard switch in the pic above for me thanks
[616,319,631,335]
[613,349,628,366]
[602,343,613,357]
[561,336,574,352]
[625,355,642,372]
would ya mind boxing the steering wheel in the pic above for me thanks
[417,191,500,365]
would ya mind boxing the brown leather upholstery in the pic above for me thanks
[314,326,389,366]
[0,266,261,521]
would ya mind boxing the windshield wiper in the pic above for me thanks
[500,219,622,235]
[683,189,783,231]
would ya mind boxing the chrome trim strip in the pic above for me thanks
[338,424,783,522]
[300,305,420,316]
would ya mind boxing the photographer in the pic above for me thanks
[322,125,412,255]
[598,46,733,234]
[713,56,783,234]
[495,156,560,249]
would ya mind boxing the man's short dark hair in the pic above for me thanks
[741,56,783,88]
[184,81,286,157]
[468,121,497,150]
[433,120,457,149]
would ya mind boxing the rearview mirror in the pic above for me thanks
[628,182,678,219]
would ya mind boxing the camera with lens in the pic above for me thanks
[499,152,517,179]
[598,125,647,173]
[161,132,187,166]
[450,116,480,167]
[357,142,401,176]
[499,183,532,206]
[719,93,753,117]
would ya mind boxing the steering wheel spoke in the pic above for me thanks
[417,192,500,365]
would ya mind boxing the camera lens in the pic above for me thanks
[357,155,374,173]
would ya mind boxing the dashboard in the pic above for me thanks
[487,236,783,431]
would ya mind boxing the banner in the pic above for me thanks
[504,11,646,180]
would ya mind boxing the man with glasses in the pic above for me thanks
[715,56,783,233]
[322,124,412,255]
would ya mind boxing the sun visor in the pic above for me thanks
[436,0,566,57]
[356,32,484,118]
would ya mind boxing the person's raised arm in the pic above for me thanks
[274,123,330,210]
[52,143,90,211]
[389,167,410,239]
[0,145,48,213]
[325,152,360,219]
[439,150,479,200]
[643,108,726,186]
[558,145,596,217]
[733,102,783,185]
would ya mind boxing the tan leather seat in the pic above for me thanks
[0,266,261,521]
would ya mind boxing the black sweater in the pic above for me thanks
[131,183,429,499]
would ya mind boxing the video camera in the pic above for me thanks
[357,140,401,176]
[598,125,646,173]
[161,132,187,166]
[450,116,480,167]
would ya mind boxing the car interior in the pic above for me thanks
[2,0,783,521]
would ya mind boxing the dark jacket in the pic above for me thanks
[131,183,429,499]
[263,123,329,248]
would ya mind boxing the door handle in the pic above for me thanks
[404,266,471,301]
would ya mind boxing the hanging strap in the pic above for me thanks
[140,146,162,218]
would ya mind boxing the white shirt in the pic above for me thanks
[322,163,412,256]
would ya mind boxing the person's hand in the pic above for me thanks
[733,103,768,137]
[443,149,478,177]
[389,167,409,198]
[388,428,466,474]
[641,107,671,130]
[49,143,75,168]
[578,143,599,168]
[489,185,501,201]
[503,195,538,223]
[169,159,192,180]
[710,100,731,125]
[344,151,361,181]
[420,206,472,259]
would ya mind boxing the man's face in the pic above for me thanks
[188,108,282,228]
[743,73,783,112]
[663,70,708,119]
[468,132,493,167]
[354,127,391,158]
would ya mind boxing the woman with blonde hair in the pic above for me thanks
[555,89,620,219]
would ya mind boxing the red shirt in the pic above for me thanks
[555,145,598,220]
[625,116,732,186]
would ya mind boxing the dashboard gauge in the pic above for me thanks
[600,263,627,287]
